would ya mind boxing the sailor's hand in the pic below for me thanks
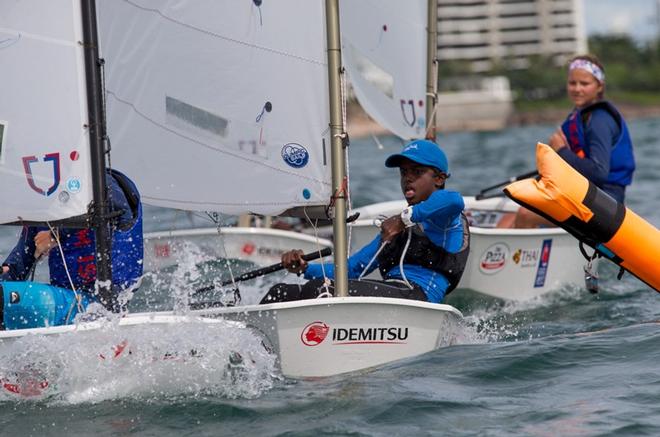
[281,249,308,274]
[34,230,56,258]
[1,265,8,275]
[549,128,568,152]
[380,215,405,242]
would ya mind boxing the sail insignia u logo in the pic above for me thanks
[21,152,61,196]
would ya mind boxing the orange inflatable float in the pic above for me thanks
[504,143,660,292]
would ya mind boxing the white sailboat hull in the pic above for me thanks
[191,297,463,378]
[0,298,462,381]
[144,227,332,271]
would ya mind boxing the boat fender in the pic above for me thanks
[504,143,660,292]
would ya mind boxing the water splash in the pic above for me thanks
[0,317,277,404]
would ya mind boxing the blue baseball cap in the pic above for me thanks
[384,139,449,173]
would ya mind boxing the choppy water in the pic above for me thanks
[1,117,659,436]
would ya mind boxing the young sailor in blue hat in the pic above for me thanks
[262,139,469,304]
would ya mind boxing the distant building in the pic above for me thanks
[437,0,587,72]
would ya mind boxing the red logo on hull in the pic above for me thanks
[242,243,256,255]
[301,321,329,346]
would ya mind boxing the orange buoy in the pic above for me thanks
[504,143,660,292]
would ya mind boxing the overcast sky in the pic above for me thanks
[582,0,659,42]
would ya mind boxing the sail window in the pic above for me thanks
[346,44,394,99]
[165,96,228,139]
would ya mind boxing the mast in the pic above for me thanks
[80,0,115,310]
[425,0,438,141]
[325,0,349,297]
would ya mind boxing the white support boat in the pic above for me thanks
[0,0,463,387]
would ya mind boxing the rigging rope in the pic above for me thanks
[46,222,85,322]
[303,208,332,297]
[206,212,240,304]
[398,228,414,289]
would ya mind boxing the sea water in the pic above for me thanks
[1,117,659,436]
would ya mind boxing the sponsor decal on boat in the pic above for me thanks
[257,246,287,257]
[512,248,540,267]
[281,143,309,168]
[241,242,256,255]
[533,239,553,287]
[332,327,409,345]
[154,243,171,258]
[301,321,409,346]
[479,243,509,274]
[241,243,287,259]
[99,340,129,360]
[1,369,49,398]
[301,321,330,346]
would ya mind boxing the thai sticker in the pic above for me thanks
[301,321,329,346]
[533,239,553,288]
[479,243,509,274]
[281,143,309,168]
[512,248,540,267]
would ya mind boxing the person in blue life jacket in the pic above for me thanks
[260,139,470,305]
[0,169,143,327]
[504,54,636,228]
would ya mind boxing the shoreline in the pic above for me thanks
[346,101,660,139]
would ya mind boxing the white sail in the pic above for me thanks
[340,0,427,140]
[97,0,331,216]
[0,0,94,224]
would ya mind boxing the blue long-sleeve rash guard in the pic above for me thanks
[558,108,622,197]
[305,190,465,303]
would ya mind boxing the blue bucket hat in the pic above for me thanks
[385,139,449,173]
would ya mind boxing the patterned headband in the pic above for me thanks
[569,59,605,83]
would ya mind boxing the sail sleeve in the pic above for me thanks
[340,0,428,140]
[0,0,94,224]
[97,0,332,216]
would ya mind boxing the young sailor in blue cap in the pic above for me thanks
[262,139,469,304]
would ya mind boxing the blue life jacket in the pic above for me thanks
[48,169,143,294]
[376,214,470,294]
[560,101,635,187]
